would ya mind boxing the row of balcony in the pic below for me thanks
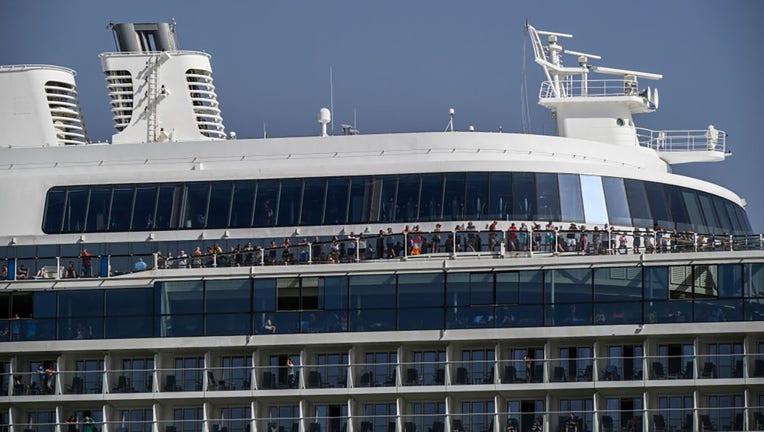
[6,354,764,396]
[4,408,764,432]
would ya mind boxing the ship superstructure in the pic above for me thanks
[0,22,762,432]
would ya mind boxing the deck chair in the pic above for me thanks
[651,362,666,379]
[652,414,666,432]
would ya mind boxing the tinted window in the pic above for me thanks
[86,186,111,232]
[697,193,719,233]
[155,184,182,229]
[420,174,444,222]
[320,276,348,310]
[183,183,209,228]
[348,176,374,224]
[488,173,511,221]
[536,173,561,221]
[396,175,421,222]
[277,179,302,226]
[110,186,135,231]
[511,173,535,220]
[206,279,250,313]
[325,178,348,224]
[207,182,232,228]
[106,288,153,315]
[712,196,732,233]
[594,267,642,301]
[43,187,66,233]
[62,187,88,233]
[253,180,279,227]
[230,181,255,228]
[301,178,326,225]
[133,185,158,230]
[58,290,103,317]
[624,179,652,228]
[465,173,488,220]
[602,177,631,226]
[350,274,396,309]
[398,273,444,307]
[681,189,706,233]
[724,201,743,234]
[644,182,672,229]
[159,281,203,314]
[378,175,396,223]
[558,174,584,223]
[443,173,466,220]
[545,268,592,303]
[665,185,691,231]
[253,278,276,311]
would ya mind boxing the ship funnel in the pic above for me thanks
[100,22,225,144]
[110,22,178,52]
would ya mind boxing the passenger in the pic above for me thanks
[376,231,385,259]
[244,242,255,265]
[263,316,277,333]
[1,264,7,280]
[633,228,642,253]
[192,246,203,268]
[508,223,518,251]
[566,224,578,251]
[518,223,528,251]
[431,224,441,253]
[618,232,628,254]
[64,261,78,278]
[79,248,93,277]
[17,265,28,280]
[177,249,189,268]
[565,412,579,432]
[134,258,147,272]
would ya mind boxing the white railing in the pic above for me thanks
[636,128,726,153]
[539,78,642,99]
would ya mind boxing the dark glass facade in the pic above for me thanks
[42,172,753,235]
[1,263,762,341]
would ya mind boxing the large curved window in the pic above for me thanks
[602,177,631,227]
[42,173,751,235]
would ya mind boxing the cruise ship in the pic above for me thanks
[1,21,763,432]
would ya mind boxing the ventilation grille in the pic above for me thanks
[104,70,133,131]
[186,68,225,139]
[45,80,87,145]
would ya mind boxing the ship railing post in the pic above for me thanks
[760,233,763,250]
[403,233,408,260]
[693,233,698,253]
[212,253,218,267]
[729,234,734,252]
[259,247,265,266]
[56,256,61,280]
[355,237,361,263]
[452,231,457,258]
[308,242,313,264]
[528,228,532,254]
[554,230,559,255]
[153,253,159,270]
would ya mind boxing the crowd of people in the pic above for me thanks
[1,222,750,280]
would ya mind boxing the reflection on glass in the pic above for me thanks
[580,175,608,225]
[559,174,584,222]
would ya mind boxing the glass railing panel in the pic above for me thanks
[356,415,396,432]
[647,408,694,432]
[597,356,644,381]
[12,370,55,395]
[353,362,398,387]
[256,418,300,432]
[450,360,495,385]
[110,369,154,393]
[398,361,447,386]
[159,367,203,392]
[301,363,347,389]
[498,359,544,384]
[59,370,103,394]
[207,366,251,391]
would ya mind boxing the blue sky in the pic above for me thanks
[2,0,762,231]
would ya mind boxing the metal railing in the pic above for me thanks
[637,127,727,153]
[2,229,761,283]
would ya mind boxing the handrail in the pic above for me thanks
[1,229,762,281]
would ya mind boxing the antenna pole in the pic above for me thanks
[329,67,334,135]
